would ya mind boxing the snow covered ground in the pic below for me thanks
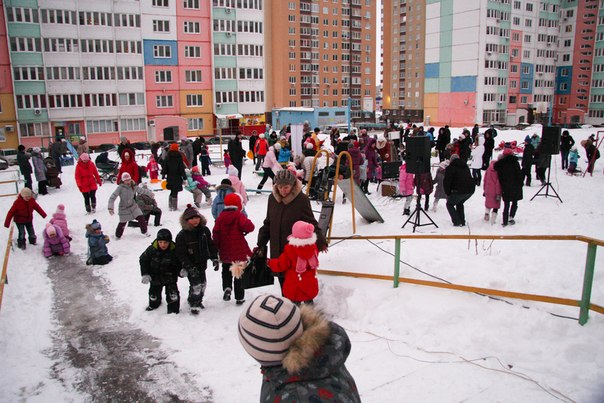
[1,127,603,402]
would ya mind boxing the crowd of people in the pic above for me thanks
[4,125,602,399]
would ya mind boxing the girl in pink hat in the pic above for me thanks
[268,220,319,305]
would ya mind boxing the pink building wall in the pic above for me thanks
[145,88,181,117]
[177,65,212,90]
[508,29,523,113]
[176,41,213,66]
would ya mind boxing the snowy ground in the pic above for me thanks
[0,127,603,402]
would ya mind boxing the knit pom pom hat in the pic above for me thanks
[90,219,101,231]
[182,204,201,221]
[121,172,131,182]
[290,220,314,240]
[80,153,90,162]
[56,204,65,213]
[238,294,303,366]
[224,193,243,211]
[228,165,239,177]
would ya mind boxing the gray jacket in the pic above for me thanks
[31,152,47,181]
[108,182,143,222]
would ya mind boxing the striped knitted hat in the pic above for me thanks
[238,294,303,366]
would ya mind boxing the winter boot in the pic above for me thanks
[490,212,497,225]
[256,184,263,194]
[172,195,178,211]
[484,211,490,221]
[424,201,429,210]
[91,203,96,213]
[403,208,411,216]
[29,236,37,245]
[223,287,232,301]
[17,239,26,250]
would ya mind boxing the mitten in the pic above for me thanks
[179,268,188,278]
[212,259,220,271]
[141,275,151,284]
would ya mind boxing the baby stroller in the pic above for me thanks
[95,152,119,183]
[97,161,119,183]
[44,157,62,188]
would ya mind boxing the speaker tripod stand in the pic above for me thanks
[530,161,563,203]
[402,183,438,233]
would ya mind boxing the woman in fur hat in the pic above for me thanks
[212,193,254,305]
[256,170,327,291]
[238,294,361,402]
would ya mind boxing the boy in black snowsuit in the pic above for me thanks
[175,205,218,314]
[139,228,181,314]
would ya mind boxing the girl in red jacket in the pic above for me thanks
[268,221,319,305]
[213,193,255,305]
[4,187,47,249]
[117,148,139,184]
[75,153,102,213]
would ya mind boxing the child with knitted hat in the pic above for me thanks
[50,204,71,241]
[175,204,218,313]
[4,187,47,250]
[43,222,70,258]
[139,228,181,314]
[238,294,361,402]
[212,193,255,305]
[268,220,319,305]
[191,166,212,205]
[85,219,112,265]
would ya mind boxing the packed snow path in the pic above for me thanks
[46,253,212,402]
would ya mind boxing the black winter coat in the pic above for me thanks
[175,215,218,271]
[521,143,534,170]
[139,241,181,285]
[495,155,523,202]
[227,138,246,165]
[444,158,475,196]
[17,150,32,175]
[560,135,575,152]
[162,150,187,191]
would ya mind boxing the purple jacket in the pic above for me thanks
[398,163,415,196]
[43,225,70,257]
[49,211,70,238]
[483,160,502,209]
[364,138,379,177]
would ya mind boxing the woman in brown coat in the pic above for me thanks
[256,170,327,289]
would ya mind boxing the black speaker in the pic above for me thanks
[541,127,561,155]
[381,160,402,179]
[405,136,431,174]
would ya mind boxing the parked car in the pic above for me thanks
[0,148,18,165]
[132,141,151,150]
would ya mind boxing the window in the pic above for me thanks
[7,7,40,23]
[16,94,46,109]
[188,118,204,131]
[117,66,144,80]
[19,123,50,137]
[185,70,202,82]
[119,93,144,106]
[153,20,170,32]
[526,3,533,12]
[153,0,169,6]
[153,45,171,58]
[46,66,81,80]
[13,67,45,81]
[78,11,113,26]
[48,94,83,109]
[184,46,200,58]
[10,37,42,52]
[84,93,116,107]
[184,21,200,33]
[156,95,174,108]
[121,118,146,132]
[155,70,173,83]
[86,119,118,133]
[40,9,77,25]
[186,95,203,106]
[115,40,142,54]
[183,0,199,9]
[82,66,115,80]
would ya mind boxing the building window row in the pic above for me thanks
[188,118,205,131]
[8,7,140,28]
[212,0,263,10]
[214,67,237,80]
[87,119,118,134]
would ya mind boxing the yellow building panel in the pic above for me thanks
[179,90,214,114]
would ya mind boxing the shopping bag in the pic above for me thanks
[241,250,274,289]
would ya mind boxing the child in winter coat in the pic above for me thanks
[212,178,235,219]
[4,187,47,250]
[398,162,415,215]
[483,160,502,225]
[49,204,71,241]
[85,219,112,265]
[134,184,162,227]
[568,147,580,174]
[223,150,231,174]
[139,228,181,314]
[212,193,255,305]
[432,160,449,212]
[43,223,70,258]
[184,168,212,207]
[175,205,218,313]
[227,166,248,206]
[108,172,149,238]
[146,155,159,181]
[200,146,212,176]
[414,171,433,210]
[268,221,320,305]
[238,295,361,403]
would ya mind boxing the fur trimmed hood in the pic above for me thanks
[282,306,331,374]
[271,178,302,205]
[179,212,207,230]
[287,232,317,247]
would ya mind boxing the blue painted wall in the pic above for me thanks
[425,63,440,79]
[143,40,178,65]
[555,66,572,95]
[520,63,534,94]
[451,76,477,92]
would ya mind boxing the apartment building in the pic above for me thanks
[0,0,17,148]
[381,0,604,128]
[266,0,377,123]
